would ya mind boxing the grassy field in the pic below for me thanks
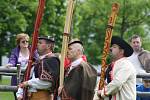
[0,76,14,100]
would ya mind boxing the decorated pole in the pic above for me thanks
[98,3,119,91]
[22,0,45,99]
[59,0,75,88]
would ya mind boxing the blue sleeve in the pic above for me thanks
[136,85,143,100]
[136,96,141,100]
[136,85,144,91]
[8,48,18,67]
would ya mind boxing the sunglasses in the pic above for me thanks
[21,40,29,44]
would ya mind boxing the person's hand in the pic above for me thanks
[18,81,28,88]
[58,86,64,95]
[97,90,102,98]
[5,64,13,68]
[104,81,108,85]
[17,95,23,100]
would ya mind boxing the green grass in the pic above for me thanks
[0,76,14,100]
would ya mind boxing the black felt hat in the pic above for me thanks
[111,36,133,57]
[68,38,83,46]
[38,36,55,43]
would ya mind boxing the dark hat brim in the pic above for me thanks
[38,36,55,42]
[111,36,133,57]
[68,40,83,46]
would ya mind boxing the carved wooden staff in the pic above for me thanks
[98,3,119,91]
[23,0,45,99]
[59,0,75,88]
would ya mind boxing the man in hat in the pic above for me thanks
[94,36,136,100]
[136,77,150,100]
[16,36,60,100]
[58,38,97,100]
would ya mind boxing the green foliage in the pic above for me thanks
[0,0,66,57]
[0,77,13,100]
[73,0,150,64]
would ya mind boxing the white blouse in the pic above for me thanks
[18,51,29,68]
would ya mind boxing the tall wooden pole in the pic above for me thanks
[98,3,119,91]
[59,0,76,88]
[23,0,45,99]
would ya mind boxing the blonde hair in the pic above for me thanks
[16,33,29,45]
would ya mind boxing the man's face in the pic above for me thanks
[37,39,48,55]
[67,44,78,61]
[130,37,142,52]
[110,44,124,60]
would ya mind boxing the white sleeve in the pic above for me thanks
[93,83,100,100]
[28,78,52,89]
[16,87,23,98]
[101,62,132,96]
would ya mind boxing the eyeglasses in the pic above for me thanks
[21,40,29,44]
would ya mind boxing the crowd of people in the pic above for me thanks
[5,33,150,100]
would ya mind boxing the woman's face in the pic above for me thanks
[19,37,29,48]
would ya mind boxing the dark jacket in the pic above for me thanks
[138,50,150,73]
[61,61,97,100]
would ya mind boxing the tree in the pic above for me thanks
[0,0,66,65]
[72,0,150,64]
[0,0,150,65]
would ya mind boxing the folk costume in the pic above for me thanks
[61,39,97,100]
[61,58,97,100]
[102,36,136,100]
[28,52,60,100]
[93,36,136,100]
[101,58,136,100]
[16,36,60,100]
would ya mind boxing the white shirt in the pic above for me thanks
[128,52,145,74]
[68,58,83,73]
[16,53,52,98]
[18,52,29,68]
[127,52,146,84]
[101,58,136,100]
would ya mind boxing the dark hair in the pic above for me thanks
[45,40,55,51]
